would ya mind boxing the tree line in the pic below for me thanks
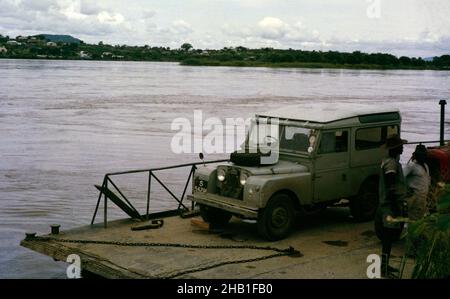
[1,35,449,70]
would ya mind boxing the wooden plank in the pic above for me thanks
[20,239,147,278]
[190,218,210,230]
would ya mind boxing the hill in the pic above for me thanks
[34,34,82,44]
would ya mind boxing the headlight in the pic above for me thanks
[240,172,249,185]
[217,168,226,182]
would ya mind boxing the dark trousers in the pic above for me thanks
[381,227,400,266]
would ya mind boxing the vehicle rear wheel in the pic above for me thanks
[199,204,232,227]
[257,193,295,241]
[350,179,379,222]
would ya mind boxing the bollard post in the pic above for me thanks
[50,224,60,235]
[25,232,36,241]
[439,100,447,146]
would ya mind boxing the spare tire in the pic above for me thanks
[230,151,277,166]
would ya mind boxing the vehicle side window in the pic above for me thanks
[355,125,399,150]
[279,126,311,152]
[318,131,348,154]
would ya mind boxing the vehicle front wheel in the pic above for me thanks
[257,194,295,241]
[350,179,379,222]
[199,204,232,227]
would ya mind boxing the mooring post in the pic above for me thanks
[146,171,151,221]
[104,178,108,228]
[439,100,447,146]
[50,224,60,235]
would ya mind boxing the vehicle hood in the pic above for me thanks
[227,160,309,175]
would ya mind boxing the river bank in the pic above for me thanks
[1,57,449,71]
[180,59,450,70]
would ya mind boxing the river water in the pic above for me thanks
[0,59,449,278]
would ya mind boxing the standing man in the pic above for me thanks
[404,144,431,221]
[376,134,408,277]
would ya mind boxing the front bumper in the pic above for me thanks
[188,193,259,219]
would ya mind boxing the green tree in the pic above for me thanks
[181,43,193,51]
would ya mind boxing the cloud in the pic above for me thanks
[171,20,193,34]
[0,0,130,40]
[142,9,156,19]
[222,17,323,49]
[80,1,103,16]
[58,1,88,20]
[20,0,56,12]
[219,15,450,57]
[257,17,290,39]
[97,11,125,25]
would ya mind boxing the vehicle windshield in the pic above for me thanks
[246,119,316,154]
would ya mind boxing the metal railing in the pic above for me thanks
[406,140,450,145]
[91,159,229,228]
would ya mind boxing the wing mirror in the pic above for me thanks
[199,152,205,167]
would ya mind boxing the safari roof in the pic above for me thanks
[256,104,400,127]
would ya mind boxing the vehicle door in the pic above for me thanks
[314,129,350,202]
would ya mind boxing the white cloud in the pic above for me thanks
[171,20,193,34]
[97,11,125,25]
[58,1,88,20]
[257,17,290,39]
[222,17,323,48]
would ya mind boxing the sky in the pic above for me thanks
[0,0,449,57]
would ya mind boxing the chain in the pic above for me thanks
[28,235,302,278]
[160,252,290,279]
[30,235,300,253]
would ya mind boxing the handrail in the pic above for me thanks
[91,159,229,228]
[106,159,228,176]
[406,140,450,145]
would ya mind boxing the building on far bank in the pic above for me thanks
[46,42,57,47]
[6,40,21,46]
[78,51,91,59]
[16,36,28,41]
[28,38,42,45]
[101,52,113,58]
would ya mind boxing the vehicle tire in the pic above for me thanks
[199,204,232,227]
[374,208,404,241]
[350,178,379,222]
[257,193,295,241]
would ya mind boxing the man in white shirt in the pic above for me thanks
[403,144,431,221]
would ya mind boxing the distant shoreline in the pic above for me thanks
[1,57,449,71]
[2,34,449,71]
[179,59,449,71]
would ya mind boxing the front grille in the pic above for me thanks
[218,167,243,200]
